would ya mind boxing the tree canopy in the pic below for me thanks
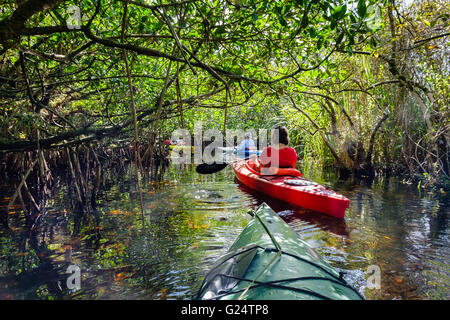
[0,0,448,186]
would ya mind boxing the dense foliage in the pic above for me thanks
[0,0,448,187]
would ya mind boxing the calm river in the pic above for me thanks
[0,163,448,299]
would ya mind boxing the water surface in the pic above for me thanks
[0,164,448,300]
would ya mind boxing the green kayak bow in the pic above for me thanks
[196,203,364,300]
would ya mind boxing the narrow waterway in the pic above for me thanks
[0,163,448,300]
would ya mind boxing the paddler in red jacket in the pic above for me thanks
[251,126,298,174]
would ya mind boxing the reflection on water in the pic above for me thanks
[0,164,448,300]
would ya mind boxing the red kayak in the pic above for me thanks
[233,160,350,219]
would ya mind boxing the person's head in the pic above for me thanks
[244,132,252,140]
[271,126,290,145]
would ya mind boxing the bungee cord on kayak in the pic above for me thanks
[236,207,283,300]
[200,273,365,301]
[197,250,365,301]
[196,203,364,300]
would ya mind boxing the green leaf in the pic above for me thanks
[274,4,282,15]
[330,20,337,30]
[348,33,355,45]
[336,32,344,45]
[300,15,309,28]
[278,15,287,27]
[129,6,136,17]
[282,4,292,15]
[357,0,367,18]
[316,36,323,50]
[215,25,226,35]
[332,5,347,20]
[346,45,353,55]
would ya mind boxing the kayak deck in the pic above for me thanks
[196,203,363,300]
[233,160,350,218]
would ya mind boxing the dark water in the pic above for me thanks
[0,164,448,300]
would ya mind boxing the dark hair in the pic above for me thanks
[272,126,290,145]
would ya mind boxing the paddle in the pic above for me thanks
[195,162,229,174]
[195,149,262,174]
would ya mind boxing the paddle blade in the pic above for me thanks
[196,162,228,174]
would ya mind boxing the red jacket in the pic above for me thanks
[260,146,298,168]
